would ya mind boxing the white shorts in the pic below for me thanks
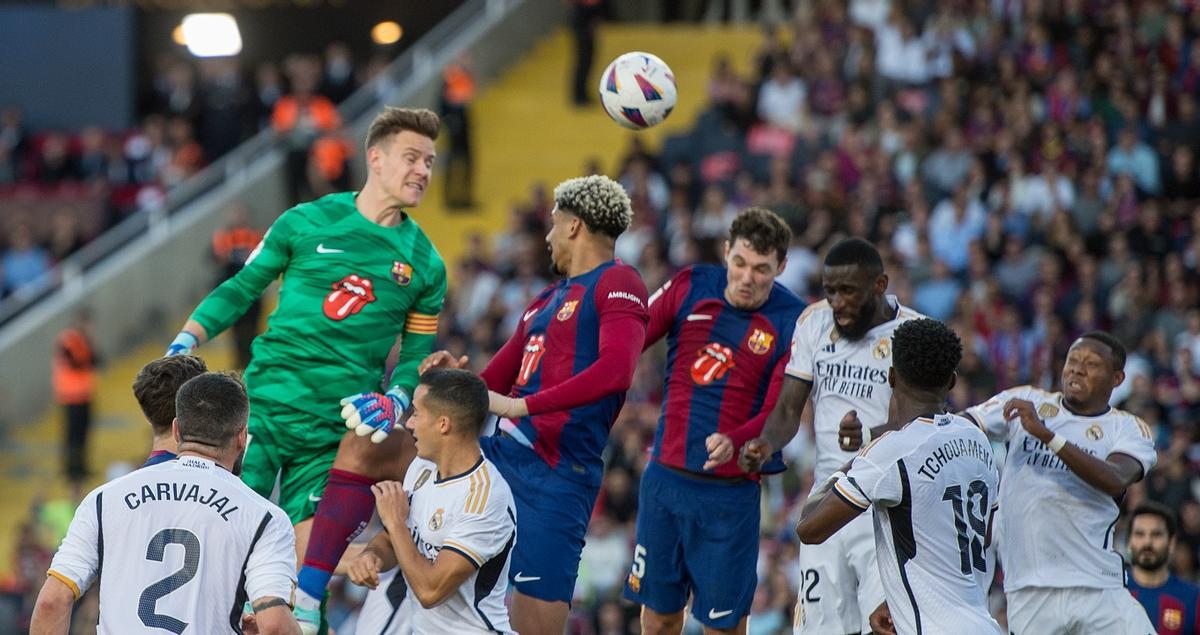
[793,513,884,634]
[355,567,413,635]
[1006,586,1155,635]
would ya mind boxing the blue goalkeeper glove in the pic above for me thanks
[340,387,411,444]
[165,331,199,356]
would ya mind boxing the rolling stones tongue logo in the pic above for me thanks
[691,342,735,385]
[324,274,376,320]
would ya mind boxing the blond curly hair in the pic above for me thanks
[553,175,633,239]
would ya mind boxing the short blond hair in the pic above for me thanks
[365,107,440,151]
[553,175,633,239]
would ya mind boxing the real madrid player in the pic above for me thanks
[733,238,923,634]
[347,369,516,635]
[797,318,1003,635]
[962,331,1156,635]
[30,373,300,635]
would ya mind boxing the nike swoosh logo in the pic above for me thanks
[316,244,344,254]
[686,314,713,321]
[708,608,734,619]
[513,572,541,583]
[523,310,537,322]
[308,493,322,503]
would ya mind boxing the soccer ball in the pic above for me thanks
[599,52,678,130]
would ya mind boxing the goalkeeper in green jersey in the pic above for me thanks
[165,107,446,633]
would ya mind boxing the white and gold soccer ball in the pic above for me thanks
[598,51,678,130]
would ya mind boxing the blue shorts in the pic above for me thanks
[480,434,599,604]
[623,461,760,628]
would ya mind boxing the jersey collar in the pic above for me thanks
[435,454,484,484]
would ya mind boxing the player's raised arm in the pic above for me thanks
[386,258,447,397]
[166,213,297,355]
[1003,397,1147,496]
[374,480,479,608]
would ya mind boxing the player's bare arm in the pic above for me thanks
[346,532,398,589]
[248,597,302,635]
[837,407,903,451]
[795,457,862,544]
[736,376,812,471]
[373,480,477,608]
[1004,398,1145,496]
[28,574,77,635]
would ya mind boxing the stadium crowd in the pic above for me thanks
[387,0,1200,631]
[11,0,1200,632]
[0,43,381,303]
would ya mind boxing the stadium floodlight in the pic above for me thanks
[371,20,403,45]
[180,13,242,58]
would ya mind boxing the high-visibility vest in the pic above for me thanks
[53,328,95,405]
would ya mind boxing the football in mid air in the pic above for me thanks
[598,51,678,130]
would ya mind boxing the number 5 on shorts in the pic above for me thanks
[632,544,647,577]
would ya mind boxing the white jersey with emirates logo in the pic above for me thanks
[402,456,516,635]
[785,296,924,482]
[834,414,1003,635]
[965,386,1157,591]
[47,456,296,634]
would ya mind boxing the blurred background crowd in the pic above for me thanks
[9,0,1200,632]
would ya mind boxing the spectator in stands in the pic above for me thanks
[441,52,477,208]
[196,57,252,161]
[0,106,27,183]
[272,55,341,203]
[320,41,357,104]
[52,311,98,484]
[2,223,51,297]
[253,61,285,130]
[35,133,77,183]
[569,0,605,106]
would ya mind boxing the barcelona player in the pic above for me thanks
[623,208,803,634]
[423,175,648,635]
[1128,502,1200,634]
[165,107,444,633]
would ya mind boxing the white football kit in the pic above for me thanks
[966,386,1158,635]
[355,566,413,635]
[400,456,516,635]
[47,456,296,634]
[835,414,1003,635]
[785,296,923,634]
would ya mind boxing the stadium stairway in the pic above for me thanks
[0,23,760,576]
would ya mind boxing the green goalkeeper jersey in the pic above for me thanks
[190,192,446,419]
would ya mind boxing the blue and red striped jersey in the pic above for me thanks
[646,265,805,477]
[1131,573,1200,634]
[481,260,649,486]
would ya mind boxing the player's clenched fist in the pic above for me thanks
[347,550,384,589]
[703,433,734,471]
[419,349,469,374]
[372,480,410,531]
[869,602,896,635]
[739,438,771,472]
[838,410,864,451]
[1003,398,1052,442]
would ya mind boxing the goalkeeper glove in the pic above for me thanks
[341,387,411,444]
[166,331,199,356]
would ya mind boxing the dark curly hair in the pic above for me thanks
[892,318,962,391]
